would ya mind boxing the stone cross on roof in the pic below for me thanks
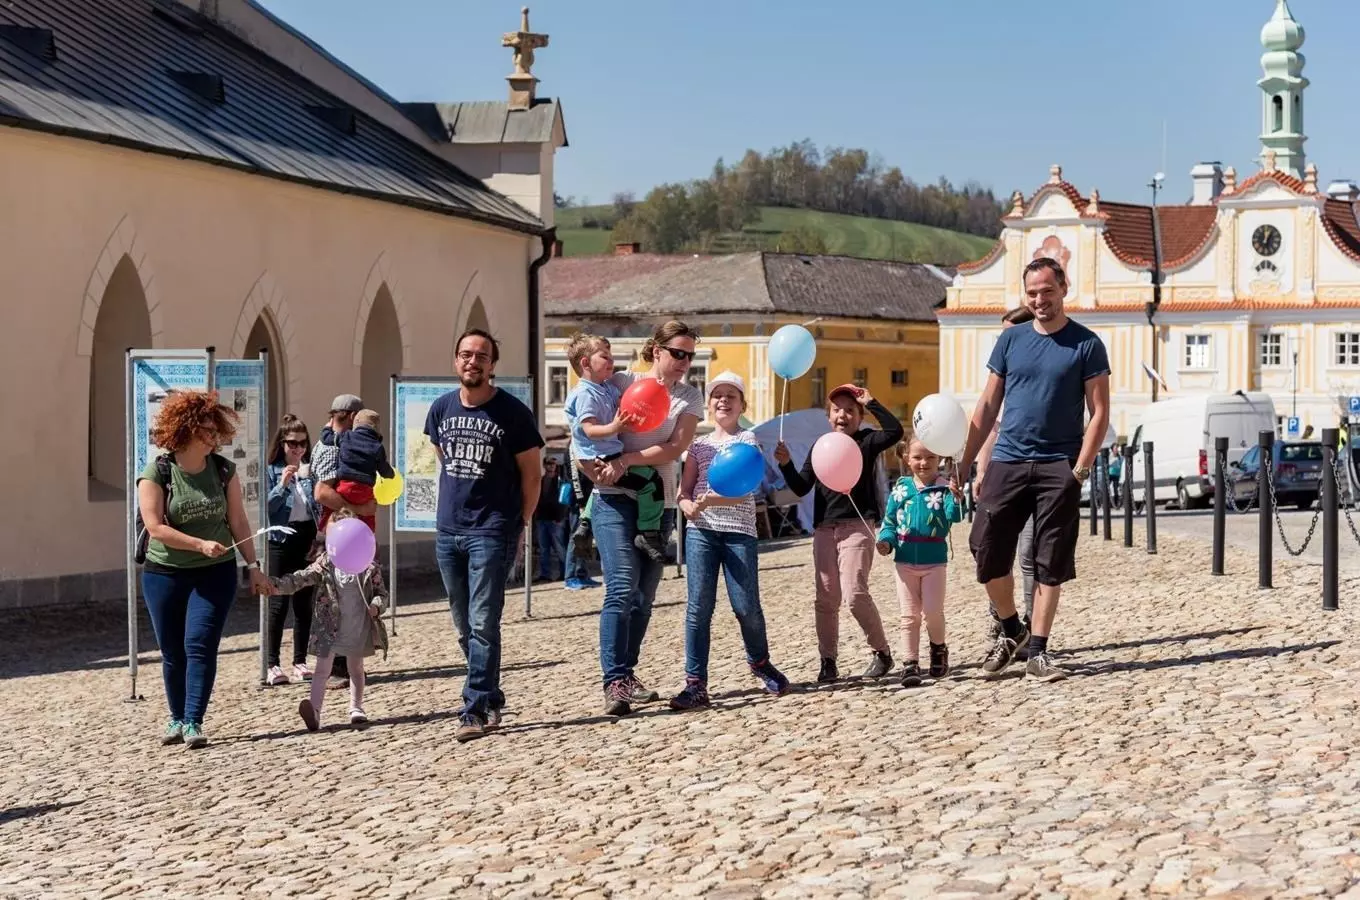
[503,7,548,76]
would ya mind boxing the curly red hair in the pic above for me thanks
[150,390,239,452]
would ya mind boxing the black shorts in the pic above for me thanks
[969,460,1081,587]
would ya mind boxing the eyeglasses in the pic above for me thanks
[660,346,696,362]
[283,439,308,448]
[457,351,492,364]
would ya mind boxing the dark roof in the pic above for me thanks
[0,0,543,235]
[400,99,564,146]
[543,252,949,322]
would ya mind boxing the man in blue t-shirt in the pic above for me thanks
[956,257,1111,683]
[424,328,544,742]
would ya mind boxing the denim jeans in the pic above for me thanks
[142,560,238,725]
[563,507,590,582]
[534,519,566,581]
[593,491,675,685]
[683,527,770,682]
[436,529,516,718]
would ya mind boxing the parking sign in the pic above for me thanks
[1286,417,1301,438]
[1350,396,1360,416]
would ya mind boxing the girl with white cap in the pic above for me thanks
[671,371,790,709]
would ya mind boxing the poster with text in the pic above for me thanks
[214,360,268,535]
[393,380,460,532]
[132,356,211,478]
[495,376,533,412]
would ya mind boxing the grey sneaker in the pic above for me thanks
[981,634,1022,677]
[625,675,659,703]
[182,723,208,749]
[862,650,893,679]
[160,719,184,746]
[1024,652,1069,683]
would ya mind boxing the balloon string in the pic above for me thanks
[846,494,876,541]
[778,378,788,443]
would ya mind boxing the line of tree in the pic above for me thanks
[565,139,1005,254]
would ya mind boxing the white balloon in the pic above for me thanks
[911,393,969,457]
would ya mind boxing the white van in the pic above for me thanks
[1127,391,1277,510]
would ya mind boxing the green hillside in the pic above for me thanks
[555,205,995,264]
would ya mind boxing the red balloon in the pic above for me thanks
[620,378,670,433]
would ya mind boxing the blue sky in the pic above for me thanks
[258,1,1360,208]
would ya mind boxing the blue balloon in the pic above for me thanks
[706,443,766,498]
[768,325,817,380]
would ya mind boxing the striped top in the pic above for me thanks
[689,429,760,537]
[599,372,704,508]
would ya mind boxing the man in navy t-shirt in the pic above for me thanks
[956,257,1111,683]
[424,328,543,741]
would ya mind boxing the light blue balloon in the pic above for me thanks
[706,443,766,498]
[768,325,817,380]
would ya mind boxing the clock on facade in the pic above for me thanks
[1252,224,1282,256]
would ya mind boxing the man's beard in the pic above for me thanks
[460,371,486,387]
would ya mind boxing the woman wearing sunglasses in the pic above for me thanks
[588,320,704,716]
[264,414,321,685]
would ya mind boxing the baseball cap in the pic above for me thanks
[706,370,746,400]
[827,383,863,404]
[330,394,363,413]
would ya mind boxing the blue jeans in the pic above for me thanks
[535,519,566,581]
[564,507,590,582]
[683,527,770,682]
[436,529,516,718]
[593,492,675,685]
[142,561,238,726]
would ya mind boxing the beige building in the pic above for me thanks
[940,0,1360,440]
[0,0,566,607]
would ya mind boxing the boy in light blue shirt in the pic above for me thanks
[562,333,666,561]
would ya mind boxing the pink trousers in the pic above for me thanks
[894,563,947,661]
[812,521,889,659]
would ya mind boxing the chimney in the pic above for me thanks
[1326,179,1359,202]
[1190,161,1224,205]
[614,242,641,256]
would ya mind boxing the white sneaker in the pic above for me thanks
[349,707,368,726]
[267,665,289,686]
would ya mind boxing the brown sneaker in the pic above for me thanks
[455,714,487,743]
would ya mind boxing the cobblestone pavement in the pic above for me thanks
[2,526,1359,899]
[1134,505,1360,576]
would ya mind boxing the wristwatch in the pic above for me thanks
[1073,465,1091,482]
[246,560,262,571]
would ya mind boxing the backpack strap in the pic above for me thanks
[153,453,175,525]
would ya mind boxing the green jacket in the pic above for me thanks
[876,476,962,566]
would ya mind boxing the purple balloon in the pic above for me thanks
[326,517,376,575]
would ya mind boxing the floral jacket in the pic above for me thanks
[272,554,389,659]
[876,475,962,566]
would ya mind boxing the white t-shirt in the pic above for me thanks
[600,372,703,508]
[689,429,760,537]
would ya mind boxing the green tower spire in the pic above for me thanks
[1258,0,1308,178]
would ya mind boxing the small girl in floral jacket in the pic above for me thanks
[271,509,389,730]
[875,437,963,688]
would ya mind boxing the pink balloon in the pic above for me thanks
[811,431,862,493]
[326,517,376,575]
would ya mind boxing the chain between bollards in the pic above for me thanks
[1212,436,1227,576]
[1257,430,1273,589]
[1322,428,1339,611]
[1143,441,1157,555]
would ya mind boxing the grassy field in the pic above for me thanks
[554,205,995,264]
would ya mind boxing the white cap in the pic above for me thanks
[706,370,745,400]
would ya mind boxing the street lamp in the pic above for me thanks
[1146,172,1165,403]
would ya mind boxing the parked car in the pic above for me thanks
[1128,391,1278,510]
[1228,440,1323,511]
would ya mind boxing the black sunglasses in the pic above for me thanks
[660,345,696,362]
[283,439,308,448]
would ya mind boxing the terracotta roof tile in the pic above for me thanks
[1232,168,1308,195]
[1322,199,1360,262]
[936,296,1360,317]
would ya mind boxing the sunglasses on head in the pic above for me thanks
[660,345,696,362]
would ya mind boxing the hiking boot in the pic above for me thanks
[750,660,790,696]
[928,642,950,679]
[182,723,208,749]
[634,531,666,562]
[625,675,659,703]
[1024,652,1069,683]
[899,661,923,688]
[298,699,320,732]
[455,713,487,743]
[862,650,894,679]
[160,719,184,746]
[604,680,632,717]
[817,657,839,683]
[668,678,711,711]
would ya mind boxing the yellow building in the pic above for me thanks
[539,249,945,431]
[941,0,1360,439]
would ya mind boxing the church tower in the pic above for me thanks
[1258,0,1308,177]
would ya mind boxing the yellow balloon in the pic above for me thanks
[374,471,404,506]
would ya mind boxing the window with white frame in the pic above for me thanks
[1336,332,1360,367]
[810,367,827,407]
[1257,332,1283,368]
[852,368,868,389]
[1183,333,1212,369]
[547,366,569,406]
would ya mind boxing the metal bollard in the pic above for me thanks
[1258,430,1273,589]
[1123,443,1135,548]
[1322,428,1339,611]
[1100,448,1112,541]
[1143,441,1157,554]
[1212,436,1228,576]
[1089,464,1098,536]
